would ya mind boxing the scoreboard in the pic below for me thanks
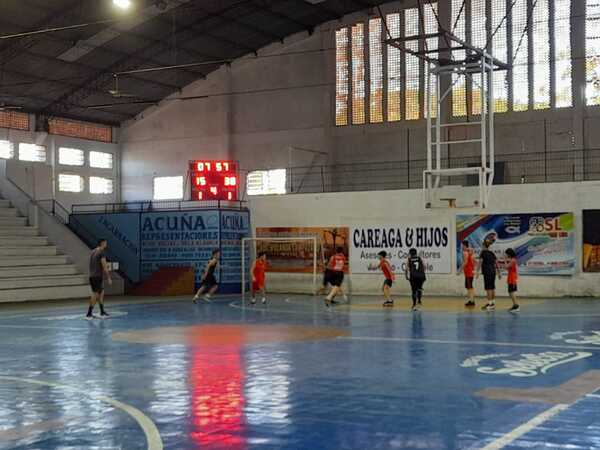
[189,160,239,201]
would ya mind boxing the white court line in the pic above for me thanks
[0,375,163,450]
[0,324,90,331]
[480,404,568,450]
[586,394,600,398]
[339,336,600,351]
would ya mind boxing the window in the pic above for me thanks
[335,28,350,126]
[586,0,600,105]
[555,0,572,108]
[405,8,420,120]
[512,0,529,111]
[18,143,46,162]
[89,151,114,169]
[0,111,29,131]
[247,169,286,196]
[424,4,438,118]
[369,18,384,123]
[48,118,112,143]
[58,174,84,193]
[492,0,509,113]
[471,0,487,115]
[387,13,402,121]
[533,0,550,110]
[351,23,366,124]
[58,147,84,166]
[0,140,14,159]
[451,0,467,117]
[90,177,114,194]
[153,176,183,200]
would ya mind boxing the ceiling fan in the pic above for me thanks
[107,75,137,98]
[0,103,23,111]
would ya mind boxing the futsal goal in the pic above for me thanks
[241,236,319,298]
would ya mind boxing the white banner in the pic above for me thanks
[350,223,452,274]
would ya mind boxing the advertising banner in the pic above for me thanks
[255,227,350,273]
[456,213,575,275]
[583,210,600,273]
[349,222,452,274]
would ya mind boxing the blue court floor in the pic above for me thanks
[1,294,600,450]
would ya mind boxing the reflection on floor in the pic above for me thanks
[1,294,600,450]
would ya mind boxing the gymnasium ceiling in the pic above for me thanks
[0,0,393,127]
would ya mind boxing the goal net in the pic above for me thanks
[241,237,319,297]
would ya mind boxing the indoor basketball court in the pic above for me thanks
[1,0,600,449]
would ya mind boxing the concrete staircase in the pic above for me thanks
[0,199,90,302]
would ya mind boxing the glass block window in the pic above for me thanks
[58,174,84,193]
[533,0,550,110]
[247,170,286,196]
[387,13,402,121]
[90,177,114,194]
[586,0,600,105]
[335,28,350,126]
[369,18,384,123]
[58,147,84,166]
[0,111,29,131]
[0,140,14,159]
[49,118,111,143]
[153,176,183,200]
[89,151,114,169]
[512,0,529,111]
[492,0,509,112]
[451,0,467,117]
[351,23,366,124]
[554,0,572,108]
[18,143,46,162]
[405,8,420,120]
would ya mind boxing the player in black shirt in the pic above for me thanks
[477,240,501,311]
[193,249,220,303]
[406,248,426,312]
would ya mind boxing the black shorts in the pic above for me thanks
[330,271,344,287]
[410,277,425,292]
[323,269,333,286]
[508,283,518,293]
[483,272,496,291]
[89,277,104,293]
[201,274,218,289]
[383,278,393,289]
[465,276,474,290]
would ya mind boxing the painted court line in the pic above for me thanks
[480,404,568,450]
[0,375,163,450]
[339,336,600,351]
[0,324,90,331]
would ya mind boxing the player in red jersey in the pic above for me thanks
[251,252,267,305]
[324,247,347,307]
[458,240,476,307]
[505,248,520,312]
[378,251,396,307]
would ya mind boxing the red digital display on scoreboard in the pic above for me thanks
[189,160,239,201]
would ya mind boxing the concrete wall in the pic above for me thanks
[0,124,120,210]
[250,181,600,298]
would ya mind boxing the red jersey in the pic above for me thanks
[380,260,395,280]
[328,254,346,272]
[507,257,518,284]
[253,259,266,279]
[463,249,475,277]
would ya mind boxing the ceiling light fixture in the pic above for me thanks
[113,0,132,9]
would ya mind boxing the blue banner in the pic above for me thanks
[72,209,250,292]
[456,213,575,275]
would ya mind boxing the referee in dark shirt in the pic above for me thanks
[86,239,112,319]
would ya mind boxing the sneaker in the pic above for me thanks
[100,311,110,318]
[330,298,339,305]
[250,298,256,305]
[411,305,419,312]
[482,303,496,311]
[261,297,267,305]
[508,304,520,313]
[85,314,94,321]
[192,296,199,304]
[343,294,349,302]
[465,300,476,307]
[324,298,331,308]
[383,300,394,307]
[203,295,212,303]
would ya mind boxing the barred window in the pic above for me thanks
[369,18,384,123]
[386,13,402,121]
[492,0,509,113]
[471,0,487,115]
[351,23,366,124]
[533,0,551,110]
[512,0,529,112]
[335,28,350,126]
[424,4,438,119]
[0,140,14,160]
[555,0,572,108]
[58,147,84,166]
[451,0,467,117]
[58,174,84,193]
[90,177,114,194]
[89,151,114,169]
[19,143,46,162]
[405,8,420,120]
[247,170,286,196]
[586,0,600,105]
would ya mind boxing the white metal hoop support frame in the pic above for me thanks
[241,236,318,300]
[385,28,509,209]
